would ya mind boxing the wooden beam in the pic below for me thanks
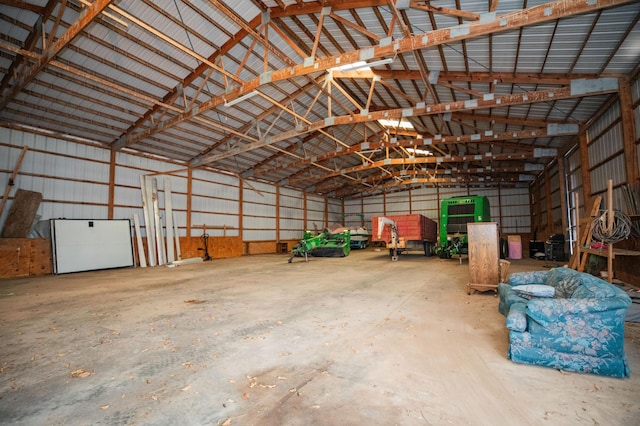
[332,70,610,85]
[187,167,192,237]
[409,2,480,21]
[269,0,390,18]
[108,148,116,219]
[254,125,571,176]
[329,12,382,41]
[310,11,326,59]
[619,78,639,185]
[0,0,112,110]
[545,167,554,234]
[289,150,555,186]
[200,82,612,165]
[557,155,569,239]
[268,21,309,59]
[579,131,593,208]
[0,0,58,94]
[125,0,631,149]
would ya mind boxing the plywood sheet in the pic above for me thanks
[179,236,243,259]
[246,241,276,255]
[29,238,52,276]
[0,239,31,278]
[1,189,42,238]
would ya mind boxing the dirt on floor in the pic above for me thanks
[0,250,639,425]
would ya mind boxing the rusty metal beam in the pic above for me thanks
[0,0,112,110]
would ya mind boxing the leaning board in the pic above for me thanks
[50,219,134,274]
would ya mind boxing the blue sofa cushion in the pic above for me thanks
[554,274,582,298]
[506,302,527,332]
[544,267,579,288]
[513,284,555,298]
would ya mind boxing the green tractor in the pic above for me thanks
[288,229,351,263]
[436,195,490,259]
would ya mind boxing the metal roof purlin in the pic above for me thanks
[122,0,632,153]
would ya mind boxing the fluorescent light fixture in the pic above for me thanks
[224,90,258,107]
[378,118,414,130]
[331,58,394,72]
[406,147,433,156]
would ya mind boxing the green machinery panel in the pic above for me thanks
[437,195,490,258]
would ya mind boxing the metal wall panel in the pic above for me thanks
[327,199,342,222]
[243,229,276,241]
[280,194,303,209]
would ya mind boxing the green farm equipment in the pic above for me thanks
[288,229,351,263]
[436,195,490,259]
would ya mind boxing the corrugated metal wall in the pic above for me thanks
[532,80,639,243]
[587,102,628,208]
[279,186,304,240]
[242,180,277,241]
[194,169,239,237]
[588,104,630,209]
[306,194,327,231]
[1,127,110,230]
[343,185,531,236]
[0,128,337,244]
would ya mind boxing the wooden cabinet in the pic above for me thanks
[467,222,500,294]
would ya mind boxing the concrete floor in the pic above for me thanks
[0,249,639,425]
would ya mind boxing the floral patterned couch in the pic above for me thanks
[498,267,631,378]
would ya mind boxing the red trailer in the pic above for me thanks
[372,214,438,257]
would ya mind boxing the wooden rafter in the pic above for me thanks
[289,150,553,186]
[253,125,572,177]
[197,80,617,165]
[127,0,630,151]
[0,0,112,110]
[409,1,480,21]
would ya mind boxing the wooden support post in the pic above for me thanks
[276,185,280,241]
[579,132,593,208]
[108,149,116,219]
[557,155,568,240]
[238,177,244,244]
[186,167,192,238]
[544,168,554,235]
[303,191,308,230]
[619,78,639,185]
